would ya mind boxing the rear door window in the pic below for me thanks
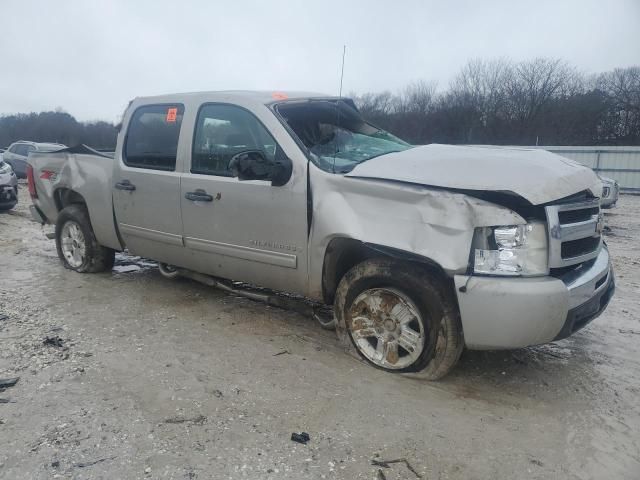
[124,104,184,171]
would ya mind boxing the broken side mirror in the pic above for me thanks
[228,150,292,187]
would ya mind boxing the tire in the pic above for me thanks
[334,258,464,380]
[55,204,115,273]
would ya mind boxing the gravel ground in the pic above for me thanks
[0,188,639,480]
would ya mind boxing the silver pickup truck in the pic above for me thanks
[27,91,615,379]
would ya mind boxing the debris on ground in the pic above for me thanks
[0,377,20,390]
[164,415,207,425]
[273,349,290,356]
[371,457,422,478]
[43,336,65,348]
[290,432,310,444]
[73,456,117,468]
[376,469,387,480]
[211,389,223,398]
[0,313,8,321]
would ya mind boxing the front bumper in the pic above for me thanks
[454,246,613,350]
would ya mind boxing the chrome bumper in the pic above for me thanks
[563,245,612,309]
[553,246,614,340]
[454,246,613,350]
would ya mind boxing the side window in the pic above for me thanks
[124,104,184,171]
[17,145,29,156]
[191,104,277,176]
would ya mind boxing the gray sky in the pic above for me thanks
[1,0,638,122]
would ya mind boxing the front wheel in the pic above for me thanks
[334,258,464,379]
[55,205,115,273]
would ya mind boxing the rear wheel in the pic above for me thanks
[334,258,464,379]
[55,205,115,273]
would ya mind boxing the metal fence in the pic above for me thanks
[537,146,640,193]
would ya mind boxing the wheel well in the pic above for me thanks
[54,188,87,212]
[321,238,447,304]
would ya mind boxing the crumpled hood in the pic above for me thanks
[346,144,601,205]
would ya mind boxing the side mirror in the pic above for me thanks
[228,150,292,187]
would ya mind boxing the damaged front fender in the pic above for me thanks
[307,164,526,301]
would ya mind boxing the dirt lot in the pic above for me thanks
[1,188,639,480]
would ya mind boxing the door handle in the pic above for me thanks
[115,179,136,191]
[185,189,213,202]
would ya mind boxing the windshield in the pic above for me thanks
[277,100,413,173]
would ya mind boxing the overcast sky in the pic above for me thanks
[1,0,638,122]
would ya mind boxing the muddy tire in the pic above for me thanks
[334,258,464,380]
[55,204,115,273]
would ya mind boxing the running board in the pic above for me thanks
[177,269,334,327]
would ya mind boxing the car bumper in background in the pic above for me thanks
[600,184,619,208]
[454,246,613,350]
[0,184,18,208]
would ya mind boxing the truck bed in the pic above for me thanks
[29,145,122,251]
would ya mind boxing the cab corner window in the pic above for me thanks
[191,104,277,176]
[124,104,184,171]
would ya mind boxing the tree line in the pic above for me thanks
[0,110,117,150]
[353,59,640,146]
[1,58,638,149]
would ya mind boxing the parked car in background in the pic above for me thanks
[0,159,18,210]
[598,175,619,208]
[3,141,66,178]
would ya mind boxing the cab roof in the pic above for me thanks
[131,90,339,106]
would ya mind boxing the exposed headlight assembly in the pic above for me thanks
[472,222,548,276]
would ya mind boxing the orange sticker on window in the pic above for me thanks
[272,92,288,100]
[166,107,178,123]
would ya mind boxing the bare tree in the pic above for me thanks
[505,58,583,140]
[447,58,514,142]
[396,80,437,115]
[597,66,640,142]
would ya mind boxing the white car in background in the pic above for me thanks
[0,158,18,211]
[3,141,66,178]
[599,175,619,209]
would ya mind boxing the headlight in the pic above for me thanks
[472,222,548,276]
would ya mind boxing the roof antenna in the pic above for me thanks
[332,45,346,174]
[339,45,346,97]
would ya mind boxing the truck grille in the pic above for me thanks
[546,197,602,268]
